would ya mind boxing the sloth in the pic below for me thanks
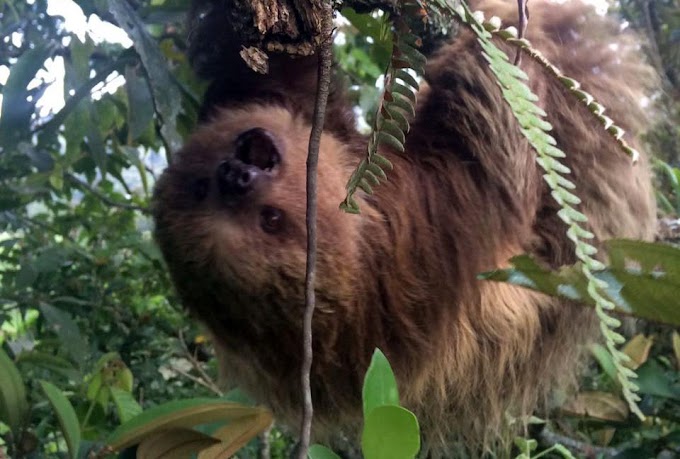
[153,0,656,455]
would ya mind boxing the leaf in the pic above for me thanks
[672,331,680,370]
[308,444,342,459]
[16,350,80,379]
[361,405,420,459]
[394,69,420,90]
[561,391,629,422]
[0,44,52,150]
[363,349,400,418]
[635,360,680,401]
[39,303,89,366]
[40,381,81,459]
[0,348,29,433]
[110,387,143,424]
[110,0,183,154]
[125,64,155,141]
[106,398,271,451]
[197,410,273,459]
[479,240,680,326]
[621,335,654,370]
[376,131,404,152]
[136,428,220,459]
[590,344,618,384]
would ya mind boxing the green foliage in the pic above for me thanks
[2,0,680,457]
[106,398,272,455]
[452,0,644,420]
[40,380,81,459]
[0,347,28,433]
[481,239,680,327]
[308,444,342,459]
[313,348,420,459]
[340,3,424,213]
[362,348,400,417]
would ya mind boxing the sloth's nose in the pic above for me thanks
[216,158,263,196]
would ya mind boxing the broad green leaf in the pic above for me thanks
[106,398,271,451]
[363,349,400,418]
[479,240,680,326]
[110,387,143,424]
[40,380,81,459]
[308,444,342,459]
[361,405,420,459]
[197,411,273,459]
[136,428,220,459]
[636,360,680,401]
[0,348,29,432]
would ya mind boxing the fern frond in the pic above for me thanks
[447,1,644,419]
[340,3,423,214]
[480,11,640,162]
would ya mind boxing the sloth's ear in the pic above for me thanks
[234,128,282,172]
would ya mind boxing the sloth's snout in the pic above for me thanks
[216,159,263,196]
[215,127,282,199]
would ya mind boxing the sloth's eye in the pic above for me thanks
[260,206,285,234]
[192,177,210,201]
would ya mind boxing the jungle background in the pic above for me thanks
[1,0,680,457]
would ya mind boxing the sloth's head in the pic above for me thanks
[153,105,363,309]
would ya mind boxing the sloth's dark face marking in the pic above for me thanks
[213,128,282,201]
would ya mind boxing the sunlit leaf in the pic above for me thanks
[363,349,400,418]
[362,405,420,459]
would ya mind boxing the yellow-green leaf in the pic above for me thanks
[106,398,271,451]
[136,428,220,459]
[198,410,273,459]
[621,334,654,370]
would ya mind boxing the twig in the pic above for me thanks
[298,4,334,459]
[66,173,150,214]
[171,365,224,396]
[514,0,529,65]
[538,426,620,458]
[178,329,223,396]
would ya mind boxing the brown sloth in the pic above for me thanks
[153,0,657,455]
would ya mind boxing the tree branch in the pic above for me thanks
[538,426,620,458]
[298,4,334,459]
[66,173,150,214]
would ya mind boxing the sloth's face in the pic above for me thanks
[153,105,363,304]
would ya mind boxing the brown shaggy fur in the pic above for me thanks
[153,1,656,456]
